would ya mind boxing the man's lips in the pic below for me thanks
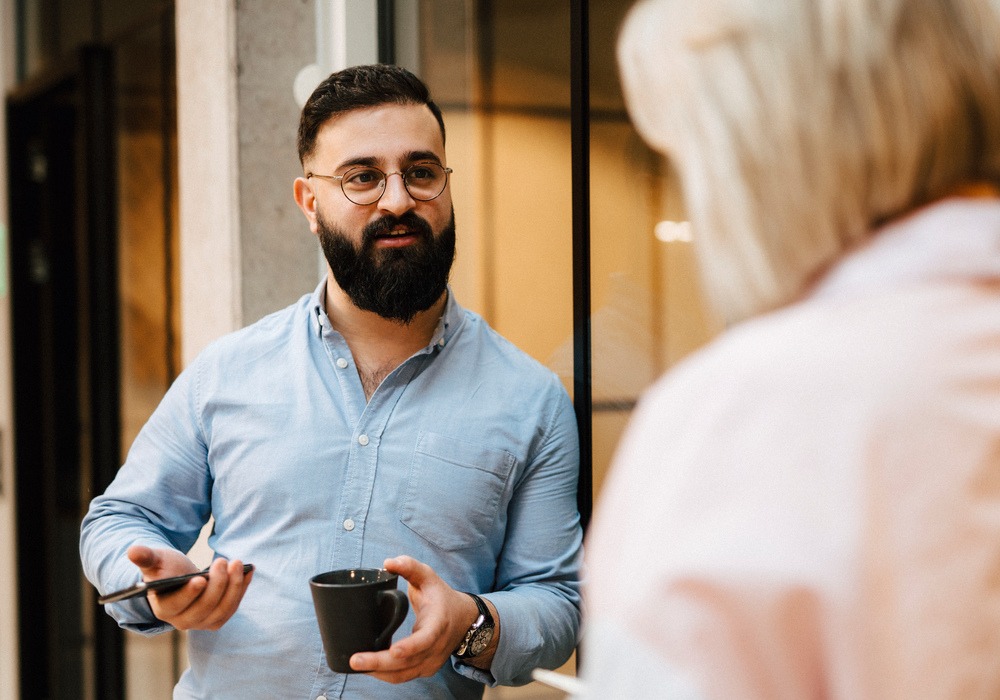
[365,215,432,248]
[373,226,421,246]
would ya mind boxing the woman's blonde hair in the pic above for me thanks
[618,0,1000,321]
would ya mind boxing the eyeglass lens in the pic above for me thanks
[341,163,449,205]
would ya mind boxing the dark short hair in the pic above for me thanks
[297,64,446,164]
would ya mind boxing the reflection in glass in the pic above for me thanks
[115,18,181,699]
[585,4,723,496]
[416,0,721,500]
[411,2,723,696]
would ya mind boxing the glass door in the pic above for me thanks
[585,2,723,497]
[394,0,725,694]
[113,15,182,700]
[411,0,575,370]
[405,0,721,539]
[408,3,576,695]
[396,1,723,695]
[8,3,180,697]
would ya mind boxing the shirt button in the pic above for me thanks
[343,518,355,531]
[358,434,369,446]
[336,357,348,369]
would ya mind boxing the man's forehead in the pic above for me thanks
[314,103,445,165]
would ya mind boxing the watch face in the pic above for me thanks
[470,626,493,656]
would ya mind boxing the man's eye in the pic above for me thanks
[345,169,381,187]
[407,166,435,181]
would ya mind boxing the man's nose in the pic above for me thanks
[377,171,416,216]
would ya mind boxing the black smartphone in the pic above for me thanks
[97,563,254,605]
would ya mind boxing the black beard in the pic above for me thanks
[317,209,456,323]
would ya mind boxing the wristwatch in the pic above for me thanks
[453,592,495,659]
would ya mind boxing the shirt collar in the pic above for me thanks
[810,197,1000,302]
[310,279,464,350]
[310,279,327,337]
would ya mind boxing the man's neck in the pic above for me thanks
[323,277,445,345]
[323,275,446,398]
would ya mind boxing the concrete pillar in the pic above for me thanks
[170,1,325,689]
[177,0,318,365]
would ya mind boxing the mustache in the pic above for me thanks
[362,212,434,244]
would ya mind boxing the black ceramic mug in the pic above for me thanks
[309,568,409,673]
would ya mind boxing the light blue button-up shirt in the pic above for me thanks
[81,283,582,699]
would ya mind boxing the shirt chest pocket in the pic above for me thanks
[400,431,516,551]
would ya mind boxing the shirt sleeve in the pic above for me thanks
[462,381,583,686]
[80,358,214,634]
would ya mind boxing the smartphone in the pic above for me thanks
[97,563,254,605]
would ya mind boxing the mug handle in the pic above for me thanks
[373,589,409,648]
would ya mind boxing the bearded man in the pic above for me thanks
[81,64,582,700]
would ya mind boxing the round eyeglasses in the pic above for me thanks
[307,162,453,206]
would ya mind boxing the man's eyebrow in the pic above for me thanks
[405,150,442,165]
[336,151,443,170]
[337,156,380,169]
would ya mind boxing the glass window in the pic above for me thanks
[114,17,182,700]
[412,0,722,524]
[414,3,577,694]
[415,0,574,370]
[410,3,725,690]
[587,3,723,496]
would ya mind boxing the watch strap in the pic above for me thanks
[467,592,492,625]
[453,592,494,658]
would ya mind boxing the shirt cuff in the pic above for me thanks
[450,658,497,686]
[476,590,579,687]
[104,594,174,636]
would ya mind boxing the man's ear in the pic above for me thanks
[293,177,320,234]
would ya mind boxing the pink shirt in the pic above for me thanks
[580,198,1000,699]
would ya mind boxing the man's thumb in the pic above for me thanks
[126,544,158,571]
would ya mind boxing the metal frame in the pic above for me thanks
[570,0,593,531]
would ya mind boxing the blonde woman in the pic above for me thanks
[580,0,1000,697]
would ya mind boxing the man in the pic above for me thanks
[81,64,582,699]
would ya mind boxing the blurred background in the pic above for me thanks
[0,1,721,697]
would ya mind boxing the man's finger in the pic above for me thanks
[147,575,209,622]
[155,559,228,624]
[354,649,438,685]
[351,647,420,675]
[126,544,159,572]
[189,559,231,612]
[383,555,430,585]
[201,560,251,629]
